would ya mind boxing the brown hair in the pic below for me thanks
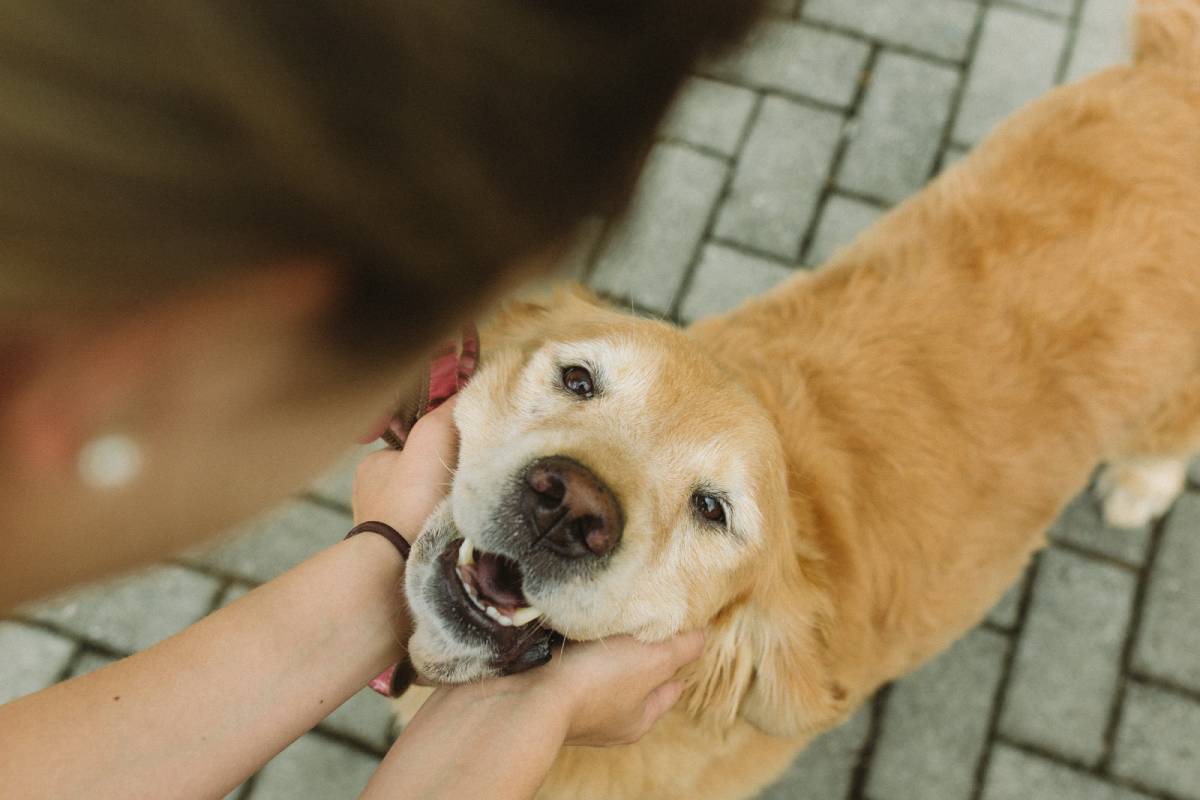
[1,0,764,352]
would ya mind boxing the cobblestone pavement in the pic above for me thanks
[4,1,1198,798]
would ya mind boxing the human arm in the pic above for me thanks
[0,402,459,800]
[361,631,705,800]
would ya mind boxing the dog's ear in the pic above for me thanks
[482,282,608,350]
[481,296,554,353]
[686,572,847,737]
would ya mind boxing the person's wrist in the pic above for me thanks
[335,528,412,667]
[354,505,441,545]
[344,526,409,575]
[497,667,576,745]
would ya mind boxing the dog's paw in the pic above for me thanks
[1095,458,1187,529]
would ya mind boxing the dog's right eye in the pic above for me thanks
[692,492,727,526]
[561,365,596,399]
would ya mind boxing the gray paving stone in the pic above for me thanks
[217,582,253,609]
[952,6,1069,145]
[67,651,118,679]
[590,143,727,313]
[23,565,220,654]
[714,96,843,259]
[250,733,380,800]
[320,687,395,752]
[982,744,1153,800]
[866,628,1008,800]
[186,500,351,585]
[805,194,885,265]
[660,78,757,156]
[804,0,979,61]
[1049,491,1151,564]
[1133,494,1200,692]
[1065,0,1132,82]
[1189,457,1200,484]
[757,706,871,800]
[308,444,380,510]
[940,143,972,172]
[1112,682,1200,798]
[837,52,959,204]
[986,573,1026,629]
[679,243,796,323]
[998,547,1136,765]
[0,621,75,703]
[705,20,870,107]
[1007,0,1074,18]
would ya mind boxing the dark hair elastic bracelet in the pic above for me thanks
[344,521,411,560]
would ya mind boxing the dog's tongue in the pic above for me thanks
[474,552,528,612]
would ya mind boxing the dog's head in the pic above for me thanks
[405,287,842,736]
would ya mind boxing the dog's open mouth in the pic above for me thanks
[454,538,544,628]
[437,537,560,674]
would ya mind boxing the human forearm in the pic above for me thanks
[0,533,408,800]
[362,681,567,800]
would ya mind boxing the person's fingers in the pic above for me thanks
[644,679,685,721]
[411,394,458,432]
[650,629,706,675]
[404,398,460,469]
[628,679,685,743]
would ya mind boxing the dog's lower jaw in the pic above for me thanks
[407,624,500,684]
[405,501,499,684]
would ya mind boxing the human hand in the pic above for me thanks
[352,398,459,543]
[511,631,705,747]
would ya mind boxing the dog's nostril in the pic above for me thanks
[575,517,614,557]
[528,471,566,506]
[520,456,624,560]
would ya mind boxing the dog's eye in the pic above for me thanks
[561,365,595,399]
[692,492,727,526]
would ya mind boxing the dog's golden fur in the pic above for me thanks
[399,2,1200,796]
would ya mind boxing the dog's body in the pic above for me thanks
[398,3,1200,797]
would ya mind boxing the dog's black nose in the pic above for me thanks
[521,456,623,558]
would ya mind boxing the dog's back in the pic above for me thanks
[692,0,1200,705]
[1137,0,1200,85]
[541,4,1200,799]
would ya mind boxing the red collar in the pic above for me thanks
[381,324,480,449]
[370,324,479,697]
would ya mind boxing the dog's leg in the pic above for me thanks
[1095,455,1190,529]
[1095,373,1200,529]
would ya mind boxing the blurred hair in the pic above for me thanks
[0,0,765,354]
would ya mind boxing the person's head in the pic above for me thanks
[0,0,765,607]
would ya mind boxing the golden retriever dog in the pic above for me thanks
[397,1,1200,797]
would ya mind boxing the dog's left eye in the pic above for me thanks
[692,492,727,526]
[561,365,596,399]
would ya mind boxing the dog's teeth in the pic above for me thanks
[457,538,475,566]
[483,605,515,626]
[510,606,543,626]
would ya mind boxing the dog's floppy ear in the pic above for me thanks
[686,570,847,737]
[483,282,606,349]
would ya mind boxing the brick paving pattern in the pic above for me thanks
[5,1,1198,798]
